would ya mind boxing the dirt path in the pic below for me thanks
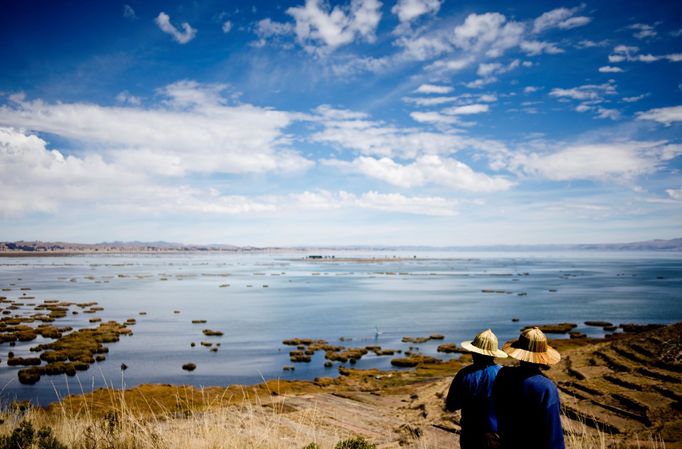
[270,379,459,448]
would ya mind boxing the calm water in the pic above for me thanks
[0,251,680,405]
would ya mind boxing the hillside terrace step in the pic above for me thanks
[652,384,682,403]
[570,381,606,397]
[636,367,681,384]
[561,403,628,435]
[654,360,682,374]
[619,390,674,412]
[603,373,645,391]
[611,392,650,414]
[629,342,655,358]
[594,350,634,372]
[612,345,653,366]
[568,365,612,380]
[590,399,651,426]
[558,384,593,402]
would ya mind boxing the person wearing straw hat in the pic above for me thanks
[445,329,507,449]
[493,327,565,449]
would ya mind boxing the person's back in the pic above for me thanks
[444,329,507,449]
[493,364,564,449]
[493,327,565,449]
[446,356,501,438]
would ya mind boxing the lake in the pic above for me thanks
[0,251,680,405]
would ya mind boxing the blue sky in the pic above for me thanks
[0,0,681,245]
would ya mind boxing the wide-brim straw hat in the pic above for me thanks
[503,327,561,365]
[461,328,508,358]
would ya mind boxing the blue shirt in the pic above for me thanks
[493,365,565,449]
[445,361,501,437]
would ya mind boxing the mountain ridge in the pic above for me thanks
[1,238,681,253]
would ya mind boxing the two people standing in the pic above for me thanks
[445,327,565,449]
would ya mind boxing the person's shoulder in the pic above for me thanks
[455,363,478,378]
[497,365,517,376]
[526,372,559,392]
[493,365,517,384]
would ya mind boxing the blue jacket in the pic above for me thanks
[493,365,565,449]
[445,360,501,439]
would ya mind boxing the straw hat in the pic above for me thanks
[503,327,561,365]
[460,329,508,358]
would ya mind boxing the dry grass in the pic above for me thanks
[1,386,345,449]
[0,385,670,449]
[562,412,667,449]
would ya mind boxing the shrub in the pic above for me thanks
[301,443,320,449]
[334,436,377,449]
[36,427,67,449]
[0,421,67,449]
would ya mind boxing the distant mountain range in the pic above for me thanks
[1,238,681,254]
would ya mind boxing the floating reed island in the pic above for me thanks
[0,296,135,384]
[17,321,132,384]
[282,338,404,366]
[402,335,444,344]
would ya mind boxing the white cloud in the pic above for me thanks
[465,78,497,89]
[508,141,678,181]
[477,62,502,77]
[256,18,295,38]
[222,21,233,33]
[314,104,368,120]
[623,94,646,103]
[576,39,609,48]
[286,0,382,53]
[392,0,442,23]
[403,96,457,106]
[155,12,197,44]
[311,105,508,159]
[524,86,541,94]
[415,84,453,94]
[426,57,474,72]
[394,34,451,60]
[519,40,563,55]
[533,7,591,33]
[549,81,616,101]
[293,190,458,216]
[0,82,312,176]
[122,5,136,20]
[0,127,279,217]
[406,92,496,107]
[329,155,513,191]
[666,187,682,201]
[598,66,623,73]
[607,45,678,64]
[595,107,621,120]
[409,111,461,126]
[476,58,520,77]
[451,12,525,58]
[636,105,682,126]
[443,104,489,115]
[0,127,460,218]
[627,23,657,40]
[115,91,141,105]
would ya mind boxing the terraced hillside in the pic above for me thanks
[549,323,681,447]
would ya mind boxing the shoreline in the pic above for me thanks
[7,324,678,448]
